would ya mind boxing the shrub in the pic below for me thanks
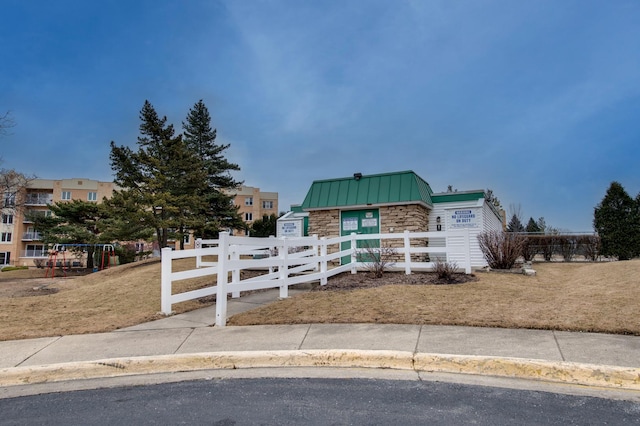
[578,234,601,261]
[520,235,538,262]
[359,242,397,278]
[477,230,523,270]
[433,259,458,282]
[557,235,578,262]
[115,244,137,265]
[1,265,28,272]
[537,235,558,261]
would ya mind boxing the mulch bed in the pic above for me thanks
[312,271,477,291]
[194,269,477,302]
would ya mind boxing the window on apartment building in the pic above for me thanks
[135,242,145,252]
[2,214,13,224]
[88,192,97,201]
[245,197,253,206]
[3,192,16,207]
[25,244,46,257]
[0,252,10,265]
[61,191,72,200]
[1,232,12,242]
[245,212,253,221]
[262,200,273,209]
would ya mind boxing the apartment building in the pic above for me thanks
[1,178,116,267]
[229,185,278,235]
[0,180,277,266]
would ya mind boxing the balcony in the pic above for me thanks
[24,193,53,206]
[22,232,43,241]
[21,248,48,258]
[23,210,51,223]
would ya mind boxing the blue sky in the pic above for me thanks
[2,0,639,232]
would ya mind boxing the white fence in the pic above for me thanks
[161,229,471,326]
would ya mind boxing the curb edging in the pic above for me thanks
[1,350,639,390]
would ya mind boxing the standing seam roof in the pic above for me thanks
[301,171,433,210]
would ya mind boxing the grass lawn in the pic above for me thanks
[1,258,638,341]
[228,260,640,335]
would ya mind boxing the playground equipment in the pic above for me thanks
[45,244,68,278]
[45,243,118,278]
[99,244,116,271]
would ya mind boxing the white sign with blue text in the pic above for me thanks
[448,208,479,229]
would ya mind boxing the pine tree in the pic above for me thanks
[110,100,201,249]
[182,100,244,238]
[249,214,278,237]
[593,182,639,260]
[31,200,110,269]
[525,217,541,233]
[506,214,525,232]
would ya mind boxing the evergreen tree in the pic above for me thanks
[525,217,541,233]
[249,214,278,237]
[182,100,244,238]
[31,200,110,269]
[536,217,547,234]
[110,100,202,249]
[593,181,639,260]
[506,214,525,232]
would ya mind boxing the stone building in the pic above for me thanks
[298,170,504,268]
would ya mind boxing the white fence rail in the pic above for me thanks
[161,229,471,326]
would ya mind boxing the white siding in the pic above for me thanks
[428,198,501,268]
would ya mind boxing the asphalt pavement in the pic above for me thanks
[1,288,639,393]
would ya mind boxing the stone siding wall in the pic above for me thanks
[308,209,342,264]
[308,204,431,264]
[379,204,430,262]
[308,209,341,238]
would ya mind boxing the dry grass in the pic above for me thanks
[0,258,217,341]
[1,259,639,341]
[229,260,640,335]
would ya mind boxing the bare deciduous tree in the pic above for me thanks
[0,168,36,212]
[0,111,15,136]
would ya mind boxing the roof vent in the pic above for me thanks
[354,173,362,181]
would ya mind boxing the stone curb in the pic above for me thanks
[1,350,639,390]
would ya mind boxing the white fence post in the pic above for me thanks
[279,237,289,298]
[350,232,357,274]
[195,238,202,268]
[404,230,411,275]
[312,234,319,271]
[160,247,173,315]
[215,232,230,327]
[269,235,277,274]
[231,244,240,298]
[463,228,472,274]
[320,237,327,285]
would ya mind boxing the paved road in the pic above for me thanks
[2,378,640,425]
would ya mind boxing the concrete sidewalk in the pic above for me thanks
[1,288,639,390]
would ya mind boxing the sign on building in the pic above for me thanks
[277,220,302,237]
[448,208,480,229]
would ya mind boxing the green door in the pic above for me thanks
[340,209,380,264]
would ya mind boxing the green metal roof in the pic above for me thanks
[431,190,485,204]
[301,171,434,210]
